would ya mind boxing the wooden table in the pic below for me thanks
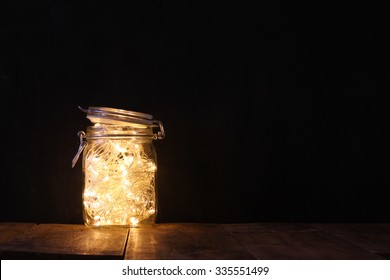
[1,223,390,260]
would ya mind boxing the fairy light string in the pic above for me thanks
[83,136,156,227]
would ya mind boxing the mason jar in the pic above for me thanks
[72,106,165,227]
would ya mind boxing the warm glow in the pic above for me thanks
[83,136,156,227]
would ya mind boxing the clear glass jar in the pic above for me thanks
[72,106,165,227]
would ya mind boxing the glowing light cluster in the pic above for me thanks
[82,138,156,227]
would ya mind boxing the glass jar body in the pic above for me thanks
[81,126,158,228]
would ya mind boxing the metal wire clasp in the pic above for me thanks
[153,120,165,140]
[71,131,87,168]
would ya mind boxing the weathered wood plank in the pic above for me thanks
[2,223,389,260]
[0,223,129,259]
[314,223,390,256]
[223,223,319,233]
[0,223,37,245]
[125,223,256,260]
[223,223,383,260]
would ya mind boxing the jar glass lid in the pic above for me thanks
[79,106,154,125]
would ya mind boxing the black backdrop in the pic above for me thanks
[1,1,389,224]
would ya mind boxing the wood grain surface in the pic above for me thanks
[1,223,389,260]
[125,223,255,259]
[314,223,390,258]
[0,223,129,259]
[223,223,383,259]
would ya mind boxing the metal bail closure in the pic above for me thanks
[71,131,87,168]
[153,120,165,140]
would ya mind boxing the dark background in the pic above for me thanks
[1,1,389,224]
